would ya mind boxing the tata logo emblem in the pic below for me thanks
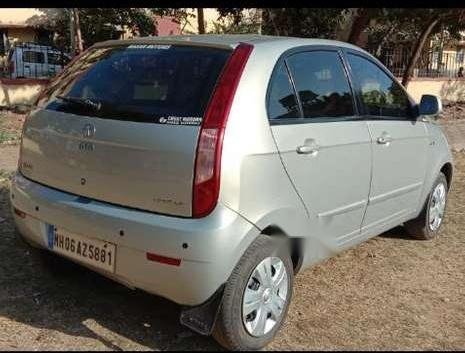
[82,124,96,138]
[79,141,95,152]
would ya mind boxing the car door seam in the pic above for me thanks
[268,127,310,219]
[360,119,374,229]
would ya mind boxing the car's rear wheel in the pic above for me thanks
[405,172,448,240]
[212,235,293,350]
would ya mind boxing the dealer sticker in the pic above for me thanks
[158,116,202,126]
[127,44,171,50]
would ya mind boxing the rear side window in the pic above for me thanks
[23,51,45,64]
[267,62,300,120]
[286,51,354,119]
[347,53,411,118]
[39,45,231,124]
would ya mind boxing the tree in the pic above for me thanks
[73,8,83,54]
[27,8,156,51]
[149,8,196,35]
[217,8,348,38]
[261,8,348,38]
[211,9,261,34]
[346,8,465,87]
[197,8,205,34]
[346,8,384,45]
[400,9,465,87]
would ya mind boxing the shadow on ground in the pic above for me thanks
[0,184,222,351]
[378,225,416,240]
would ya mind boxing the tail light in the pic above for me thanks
[192,43,253,218]
[146,252,181,266]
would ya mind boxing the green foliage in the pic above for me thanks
[215,8,349,38]
[27,8,156,50]
[367,8,465,51]
[210,9,261,34]
[261,8,348,39]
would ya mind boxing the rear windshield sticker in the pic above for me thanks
[127,44,171,50]
[158,116,202,126]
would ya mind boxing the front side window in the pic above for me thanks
[22,50,45,64]
[286,50,354,119]
[267,62,300,120]
[347,53,412,118]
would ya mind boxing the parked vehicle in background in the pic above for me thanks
[7,42,70,79]
[10,34,453,350]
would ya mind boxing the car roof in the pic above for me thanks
[93,34,368,54]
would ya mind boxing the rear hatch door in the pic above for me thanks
[20,43,231,216]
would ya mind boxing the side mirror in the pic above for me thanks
[419,94,442,117]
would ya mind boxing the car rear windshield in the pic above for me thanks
[38,44,232,125]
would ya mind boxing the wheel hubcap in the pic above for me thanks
[242,256,288,337]
[429,182,446,231]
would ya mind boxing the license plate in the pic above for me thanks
[46,224,116,273]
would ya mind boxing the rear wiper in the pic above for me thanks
[56,95,102,111]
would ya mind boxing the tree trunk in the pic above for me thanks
[69,8,76,57]
[257,8,263,34]
[265,9,280,36]
[197,8,205,34]
[73,8,83,53]
[375,25,396,57]
[401,17,439,88]
[347,8,371,45]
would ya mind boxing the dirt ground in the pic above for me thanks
[0,111,24,145]
[0,109,464,350]
[442,101,465,122]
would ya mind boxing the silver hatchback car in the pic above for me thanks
[10,34,453,350]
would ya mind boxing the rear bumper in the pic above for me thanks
[10,172,259,306]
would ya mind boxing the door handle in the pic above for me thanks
[377,133,393,145]
[296,140,320,155]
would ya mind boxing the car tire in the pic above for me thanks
[212,235,294,351]
[404,172,448,240]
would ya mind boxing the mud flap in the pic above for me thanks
[179,284,225,336]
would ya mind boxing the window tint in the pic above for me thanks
[267,62,300,120]
[286,51,354,119]
[23,51,45,64]
[38,45,231,123]
[347,53,411,118]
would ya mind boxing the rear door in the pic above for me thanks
[269,47,372,253]
[20,44,231,217]
[344,51,429,236]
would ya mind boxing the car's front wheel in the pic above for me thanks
[212,235,294,350]
[405,172,449,240]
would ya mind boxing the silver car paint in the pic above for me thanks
[11,172,260,306]
[19,109,199,216]
[10,35,453,306]
[361,120,430,236]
